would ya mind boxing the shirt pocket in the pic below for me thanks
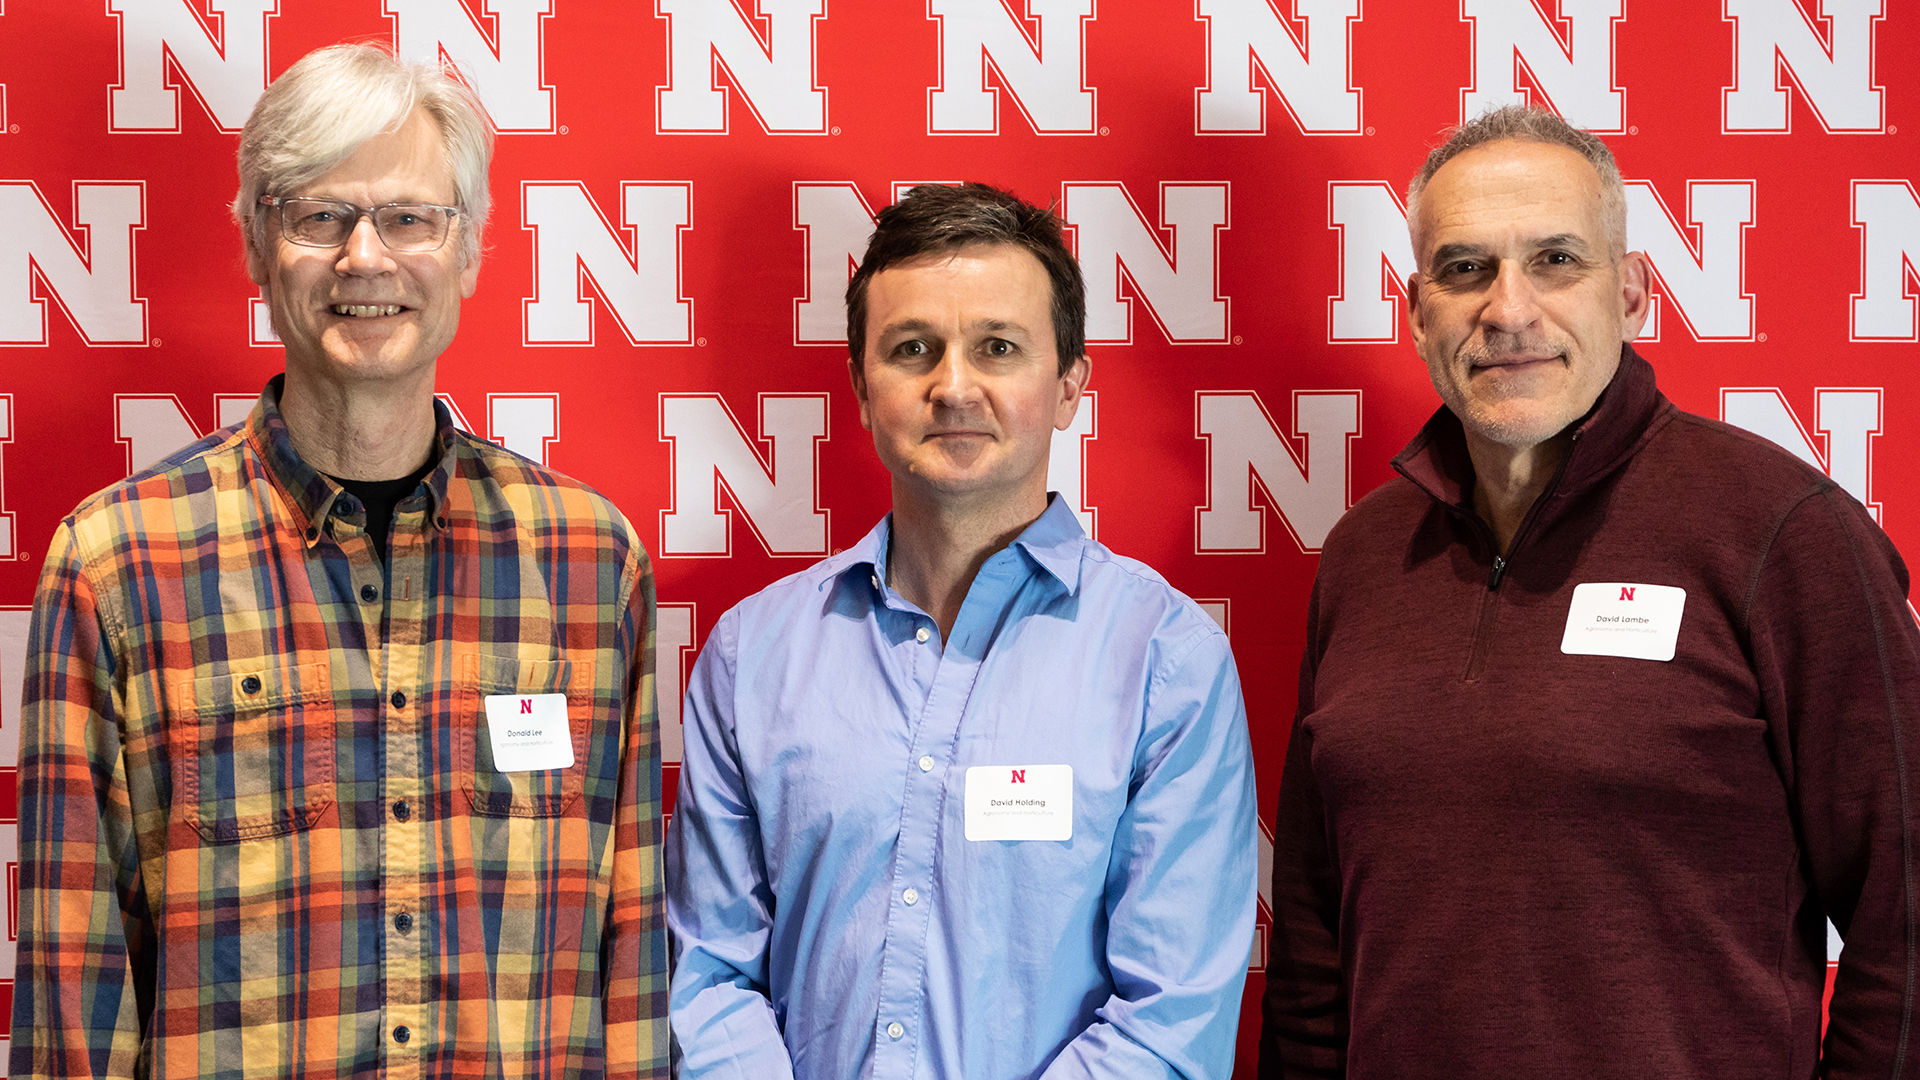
[458,650,594,818]
[168,659,336,844]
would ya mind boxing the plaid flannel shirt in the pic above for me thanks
[10,377,666,1079]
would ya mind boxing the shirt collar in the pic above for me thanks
[244,373,462,549]
[832,493,1088,598]
[1007,494,1086,594]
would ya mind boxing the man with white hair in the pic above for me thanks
[10,44,665,1079]
[1262,105,1920,1076]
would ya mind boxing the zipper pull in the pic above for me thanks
[1489,555,1508,590]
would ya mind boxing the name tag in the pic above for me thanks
[965,764,1072,841]
[483,693,574,772]
[1560,582,1686,662]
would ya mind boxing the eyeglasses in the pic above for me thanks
[259,196,461,253]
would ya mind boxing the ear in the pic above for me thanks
[244,220,270,287]
[1617,250,1652,341]
[457,223,483,298]
[1405,272,1429,352]
[849,357,874,432]
[1053,354,1091,431]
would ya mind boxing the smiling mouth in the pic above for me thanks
[331,304,405,318]
[1473,354,1561,371]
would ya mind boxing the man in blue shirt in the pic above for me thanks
[666,182,1258,1079]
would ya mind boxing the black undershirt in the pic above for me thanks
[326,461,434,565]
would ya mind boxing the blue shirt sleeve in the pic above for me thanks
[1038,626,1259,1079]
[666,609,797,1080]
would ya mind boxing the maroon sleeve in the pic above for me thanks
[1260,580,1349,1079]
[1748,485,1920,1077]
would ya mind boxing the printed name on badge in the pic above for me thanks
[483,692,574,772]
[1560,582,1687,662]
[965,764,1073,842]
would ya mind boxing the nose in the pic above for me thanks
[1481,260,1542,334]
[337,214,396,276]
[929,348,984,408]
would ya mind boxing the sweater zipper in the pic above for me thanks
[1461,432,1580,682]
[1463,583,1504,682]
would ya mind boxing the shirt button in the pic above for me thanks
[304,526,319,542]
[392,1026,410,1044]
[240,675,262,695]
[918,756,934,772]
[361,584,379,603]
[887,1022,904,1040]
[391,690,407,709]
[394,912,413,933]
[915,627,930,644]
[393,800,411,822]
[902,888,919,906]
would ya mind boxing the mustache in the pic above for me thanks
[1458,333,1570,367]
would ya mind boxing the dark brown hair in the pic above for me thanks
[846,182,1086,376]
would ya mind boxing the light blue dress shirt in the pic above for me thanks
[667,497,1257,1080]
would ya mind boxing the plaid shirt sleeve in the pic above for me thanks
[604,548,669,1076]
[11,520,149,1080]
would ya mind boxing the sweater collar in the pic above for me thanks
[1390,344,1675,515]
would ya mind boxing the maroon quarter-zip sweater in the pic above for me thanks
[1261,349,1920,1079]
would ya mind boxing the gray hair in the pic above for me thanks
[233,43,494,267]
[1406,104,1626,261]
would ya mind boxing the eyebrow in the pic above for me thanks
[967,318,1030,337]
[876,318,936,339]
[1532,233,1594,254]
[1426,243,1486,268]
[875,318,1033,339]
[1428,233,1595,268]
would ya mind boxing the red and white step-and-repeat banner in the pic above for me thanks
[2,0,1916,1072]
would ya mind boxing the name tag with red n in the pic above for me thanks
[482,693,574,772]
[964,764,1073,842]
[1560,582,1687,662]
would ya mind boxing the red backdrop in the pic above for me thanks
[1,0,1915,1073]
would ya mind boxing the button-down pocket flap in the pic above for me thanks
[460,651,594,818]
[175,661,333,715]
[169,659,336,844]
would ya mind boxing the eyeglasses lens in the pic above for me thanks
[279,199,452,252]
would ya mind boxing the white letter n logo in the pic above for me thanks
[109,0,275,132]
[0,182,148,345]
[656,0,828,133]
[658,393,830,557]
[927,0,1097,134]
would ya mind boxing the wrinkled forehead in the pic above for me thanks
[1413,140,1609,260]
